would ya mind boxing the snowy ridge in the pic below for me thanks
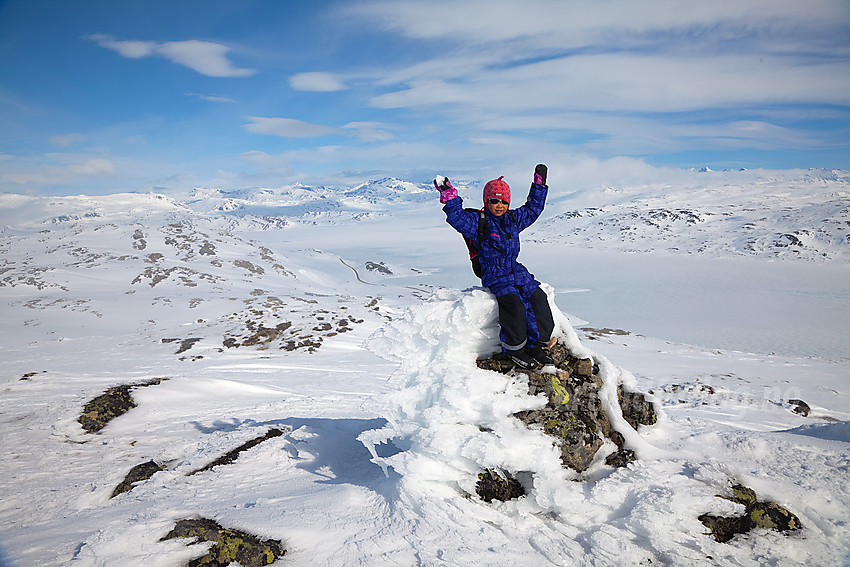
[183,177,433,224]
[533,169,850,262]
[4,167,847,261]
[532,197,849,261]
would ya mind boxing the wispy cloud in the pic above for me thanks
[332,0,850,167]
[88,34,255,77]
[243,117,343,138]
[348,0,849,50]
[341,122,394,142]
[244,117,393,142]
[370,53,850,113]
[0,155,114,188]
[186,93,237,103]
[289,72,348,92]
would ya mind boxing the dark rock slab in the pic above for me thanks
[78,378,167,433]
[476,470,525,502]
[189,428,285,475]
[477,340,654,479]
[111,460,166,498]
[161,518,284,567]
[699,484,802,543]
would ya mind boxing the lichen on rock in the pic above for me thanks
[161,518,285,567]
[111,460,166,498]
[476,340,656,487]
[699,483,802,543]
[77,378,167,433]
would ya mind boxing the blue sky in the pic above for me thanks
[1,0,849,195]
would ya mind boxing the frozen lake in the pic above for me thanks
[524,246,850,359]
[282,216,850,360]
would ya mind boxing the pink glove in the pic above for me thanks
[435,176,458,203]
[534,163,547,186]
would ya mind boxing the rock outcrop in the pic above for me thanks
[474,341,656,501]
[111,460,166,498]
[699,484,802,543]
[78,378,167,433]
[161,518,284,567]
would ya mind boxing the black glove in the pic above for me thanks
[534,164,547,185]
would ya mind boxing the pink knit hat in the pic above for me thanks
[483,176,510,206]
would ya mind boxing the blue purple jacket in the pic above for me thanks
[443,182,548,297]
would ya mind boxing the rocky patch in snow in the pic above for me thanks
[699,484,802,543]
[188,428,287,476]
[111,461,166,499]
[77,378,168,433]
[161,518,285,567]
[474,339,656,502]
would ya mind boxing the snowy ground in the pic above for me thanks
[0,169,848,566]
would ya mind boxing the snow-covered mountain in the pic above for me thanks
[0,169,848,566]
[532,168,850,262]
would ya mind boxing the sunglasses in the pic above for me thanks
[488,198,509,205]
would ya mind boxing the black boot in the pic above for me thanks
[507,349,542,370]
[526,343,554,366]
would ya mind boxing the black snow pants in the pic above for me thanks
[496,286,554,351]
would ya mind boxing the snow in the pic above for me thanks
[0,170,849,566]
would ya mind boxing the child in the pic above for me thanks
[435,164,555,369]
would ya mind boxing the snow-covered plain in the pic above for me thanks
[0,169,848,566]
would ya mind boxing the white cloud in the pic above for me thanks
[347,0,850,132]
[371,52,850,114]
[157,40,254,77]
[243,117,394,142]
[342,122,394,142]
[88,35,255,78]
[347,0,849,48]
[289,72,348,92]
[88,34,157,58]
[243,117,343,138]
[67,158,114,176]
[186,93,237,103]
[0,155,114,188]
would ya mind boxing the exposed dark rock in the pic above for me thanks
[162,337,203,354]
[177,338,202,354]
[477,340,653,479]
[161,518,285,567]
[241,326,281,346]
[698,514,752,543]
[789,399,811,417]
[618,385,658,429]
[131,229,147,250]
[198,241,216,256]
[219,310,362,354]
[365,261,392,275]
[605,448,637,468]
[605,430,637,467]
[580,327,632,338]
[476,470,525,502]
[78,378,167,433]
[20,370,46,380]
[699,484,802,543]
[111,460,166,498]
[189,429,285,475]
[233,259,265,275]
